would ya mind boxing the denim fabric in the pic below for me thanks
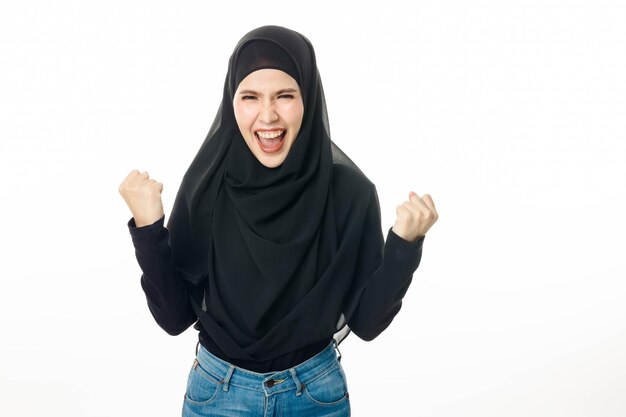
[182,340,350,416]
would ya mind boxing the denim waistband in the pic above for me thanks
[194,340,340,397]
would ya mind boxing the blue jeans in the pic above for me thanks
[182,340,351,416]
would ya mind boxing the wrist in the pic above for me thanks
[134,214,163,228]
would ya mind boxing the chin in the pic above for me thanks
[257,155,287,168]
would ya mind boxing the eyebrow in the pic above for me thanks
[238,88,299,96]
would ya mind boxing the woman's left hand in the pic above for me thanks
[392,192,438,242]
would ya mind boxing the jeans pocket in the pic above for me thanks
[303,362,349,406]
[184,359,221,405]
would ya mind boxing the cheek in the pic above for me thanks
[285,103,304,131]
[233,105,254,132]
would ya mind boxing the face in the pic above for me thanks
[233,69,304,168]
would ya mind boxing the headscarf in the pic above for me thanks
[167,26,381,361]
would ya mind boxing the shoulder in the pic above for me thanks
[331,162,376,203]
[330,163,380,233]
[330,162,382,238]
[329,141,375,200]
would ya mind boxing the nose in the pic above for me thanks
[259,102,279,124]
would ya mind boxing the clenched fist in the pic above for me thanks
[392,192,438,242]
[118,170,164,227]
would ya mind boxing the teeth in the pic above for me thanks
[256,130,284,139]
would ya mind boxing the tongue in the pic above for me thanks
[259,136,281,147]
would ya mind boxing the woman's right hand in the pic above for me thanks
[118,170,164,227]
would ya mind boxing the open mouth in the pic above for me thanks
[255,129,286,153]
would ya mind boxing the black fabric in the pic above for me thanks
[234,40,300,92]
[129,26,425,370]
[128,215,423,372]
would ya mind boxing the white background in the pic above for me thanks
[1,1,625,416]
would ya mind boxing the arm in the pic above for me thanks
[347,227,424,341]
[128,215,197,335]
[347,185,429,341]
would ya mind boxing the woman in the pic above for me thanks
[119,25,437,417]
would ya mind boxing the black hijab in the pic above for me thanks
[167,26,381,361]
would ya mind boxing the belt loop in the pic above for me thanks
[289,368,303,397]
[222,365,235,392]
[333,339,342,362]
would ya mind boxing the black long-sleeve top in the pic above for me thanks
[128,213,423,372]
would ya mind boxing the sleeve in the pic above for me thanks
[127,215,198,335]
[346,188,424,342]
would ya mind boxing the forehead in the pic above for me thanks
[235,69,300,93]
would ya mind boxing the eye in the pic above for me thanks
[241,95,257,101]
[277,94,294,100]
